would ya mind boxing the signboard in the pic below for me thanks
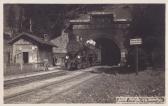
[121,52,126,58]
[130,38,142,45]
[130,38,142,75]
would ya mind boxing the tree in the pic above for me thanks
[127,4,165,68]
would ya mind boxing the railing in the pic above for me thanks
[4,62,46,76]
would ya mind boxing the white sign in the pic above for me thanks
[130,38,142,45]
[121,52,125,58]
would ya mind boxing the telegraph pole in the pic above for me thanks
[130,38,142,75]
[136,46,139,75]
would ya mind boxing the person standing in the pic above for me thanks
[44,59,49,71]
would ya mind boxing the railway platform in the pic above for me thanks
[4,66,61,81]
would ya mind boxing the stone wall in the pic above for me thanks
[72,24,129,64]
[39,45,53,66]
[51,30,69,66]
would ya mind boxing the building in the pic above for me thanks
[51,30,69,66]
[8,32,57,65]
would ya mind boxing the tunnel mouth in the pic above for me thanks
[95,38,121,66]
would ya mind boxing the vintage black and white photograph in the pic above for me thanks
[3,3,165,104]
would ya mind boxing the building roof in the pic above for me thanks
[8,32,57,47]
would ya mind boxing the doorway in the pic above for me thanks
[23,52,29,63]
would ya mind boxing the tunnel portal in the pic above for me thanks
[95,38,121,65]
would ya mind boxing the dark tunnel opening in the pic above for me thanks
[95,38,121,65]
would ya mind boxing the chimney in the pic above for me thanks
[43,34,49,41]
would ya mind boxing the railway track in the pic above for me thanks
[4,70,98,103]
[4,70,68,89]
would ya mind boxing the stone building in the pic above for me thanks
[8,32,56,65]
[51,30,69,66]
[66,12,131,66]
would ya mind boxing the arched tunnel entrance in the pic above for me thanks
[95,38,121,65]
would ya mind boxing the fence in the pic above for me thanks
[4,62,45,76]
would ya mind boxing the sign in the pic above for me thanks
[130,38,142,75]
[121,52,126,58]
[130,38,142,45]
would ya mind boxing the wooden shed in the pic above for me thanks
[8,32,57,66]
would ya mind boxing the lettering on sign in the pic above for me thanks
[130,38,142,45]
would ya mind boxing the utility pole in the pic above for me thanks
[136,46,139,75]
[130,38,142,75]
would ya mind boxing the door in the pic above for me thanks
[23,52,29,63]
